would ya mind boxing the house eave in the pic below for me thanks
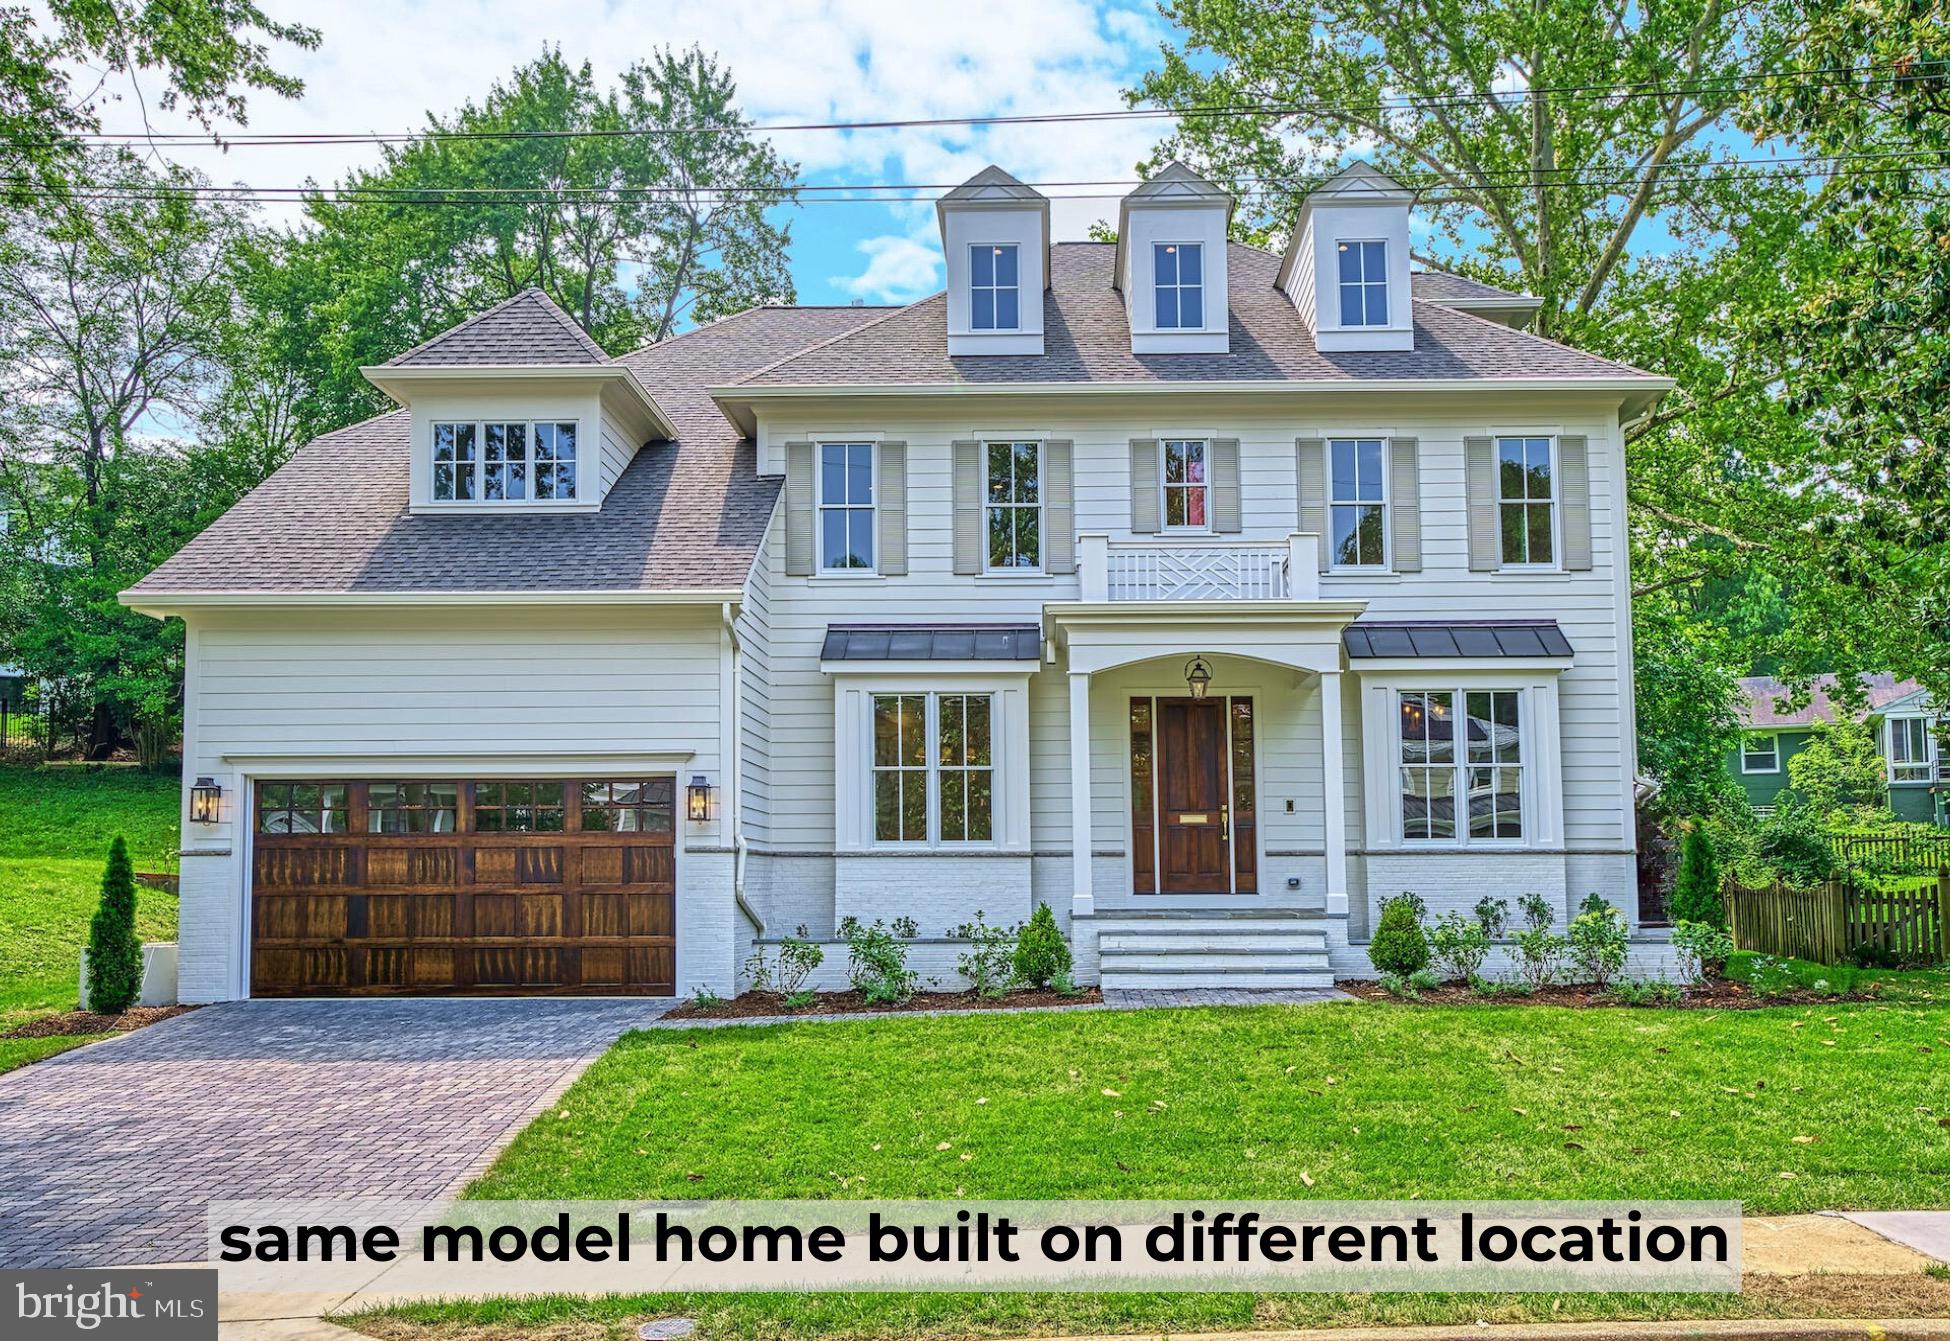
[359,363,680,441]
[119,587,744,619]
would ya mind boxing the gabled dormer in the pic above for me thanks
[361,289,676,515]
[937,166,1050,356]
[1277,161,1416,353]
[1113,162,1233,354]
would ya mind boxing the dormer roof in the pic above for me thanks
[1276,161,1414,293]
[935,164,1051,288]
[386,288,613,368]
[1113,161,1234,292]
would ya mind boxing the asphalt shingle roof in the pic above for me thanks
[1409,269,1535,303]
[1737,673,1927,728]
[386,288,615,367]
[128,305,888,596]
[738,243,1651,387]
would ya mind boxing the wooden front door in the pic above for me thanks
[249,778,677,997]
[1132,696,1257,895]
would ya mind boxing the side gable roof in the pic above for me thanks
[1737,673,1930,728]
[386,288,613,368]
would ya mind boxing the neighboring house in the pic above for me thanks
[1733,673,1945,824]
[124,161,1675,1002]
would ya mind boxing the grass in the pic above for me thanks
[1725,950,1950,1002]
[0,764,181,1047]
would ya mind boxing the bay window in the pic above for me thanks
[1399,689,1525,843]
[872,691,994,845]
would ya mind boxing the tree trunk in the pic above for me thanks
[86,701,121,760]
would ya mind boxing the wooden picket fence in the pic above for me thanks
[1834,831,1950,874]
[1723,870,1950,966]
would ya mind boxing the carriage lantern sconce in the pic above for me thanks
[687,775,716,823]
[1184,656,1214,702]
[190,777,223,824]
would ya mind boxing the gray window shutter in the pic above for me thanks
[1389,436,1422,572]
[952,439,981,575]
[877,441,907,576]
[1043,439,1076,574]
[1129,438,1160,534]
[1558,434,1593,571]
[1465,435,1499,571]
[1295,437,1327,572]
[1211,437,1242,533]
[784,440,815,576]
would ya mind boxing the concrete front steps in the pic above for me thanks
[1090,908,1337,990]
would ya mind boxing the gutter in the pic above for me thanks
[119,588,745,619]
[722,600,757,932]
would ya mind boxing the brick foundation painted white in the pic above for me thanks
[175,851,243,1003]
[832,853,1032,936]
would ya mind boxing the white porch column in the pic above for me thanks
[1069,669,1094,918]
[1319,668,1349,916]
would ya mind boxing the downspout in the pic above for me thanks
[722,601,761,935]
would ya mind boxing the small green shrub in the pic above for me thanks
[1756,805,1837,887]
[1429,911,1492,983]
[1049,970,1080,996]
[950,911,1020,997]
[1567,898,1629,988]
[1012,903,1072,990]
[840,917,921,1004]
[85,836,143,1014]
[783,989,817,1009]
[1407,968,1441,992]
[1670,919,1733,985]
[1377,971,1419,1000]
[1668,826,1724,928]
[1472,896,1510,939]
[774,929,825,996]
[690,986,725,1010]
[1511,892,1565,989]
[1609,977,1683,1006]
[1368,895,1430,977]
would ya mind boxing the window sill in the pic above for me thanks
[1324,569,1400,580]
[1489,565,1566,576]
[977,571,1054,582]
[810,572,886,582]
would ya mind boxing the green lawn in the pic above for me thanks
[351,999,1950,1341]
[0,765,182,1043]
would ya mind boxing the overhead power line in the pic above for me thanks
[10,58,1942,149]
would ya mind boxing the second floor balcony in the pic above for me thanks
[1078,533,1321,603]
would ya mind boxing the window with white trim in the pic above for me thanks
[971,243,1020,331]
[871,692,993,844]
[985,441,1042,571]
[1153,242,1204,329]
[1337,239,1388,326]
[432,420,578,502]
[1497,435,1555,566]
[1399,689,1524,842]
[1889,717,1935,783]
[818,442,875,571]
[1161,438,1209,530]
[1329,437,1388,568]
[1740,733,1780,774]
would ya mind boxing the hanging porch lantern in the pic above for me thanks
[190,776,223,824]
[686,775,715,823]
[1184,656,1214,702]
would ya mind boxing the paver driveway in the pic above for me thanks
[0,998,671,1267]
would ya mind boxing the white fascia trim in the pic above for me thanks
[222,749,698,773]
[820,660,1040,676]
[120,588,744,617]
[361,363,679,441]
[712,376,1675,435]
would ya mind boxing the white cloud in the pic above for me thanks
[835,234,941,302]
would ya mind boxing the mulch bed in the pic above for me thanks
[667,987,1102,1019]
[1336,978,1881,1009]
[3,1005,196,1038]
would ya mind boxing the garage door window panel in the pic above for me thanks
[474,781,566,832]
[258,782,349,834]
[368,781,459,833]
[579,779,675,834]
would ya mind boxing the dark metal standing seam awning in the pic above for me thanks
[1341,620,1575,660]
[820,624,1043,663]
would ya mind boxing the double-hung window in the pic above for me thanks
[1497,435,1556,566]
[1154,242,1204,329]
[1889,717,1935,783]
[1740,734,1780,774]
[872,692,994,844]
[1329,437,1387,568]
[432,420,577,502]
[971,244,1019,331]
[818,442,875,572]
[1399,689,1525,843]
[1337,240,1388,326]
[985,441,1042,570]
[1161,438,1208,530]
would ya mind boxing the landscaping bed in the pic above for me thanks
[668,986,1101,1019]
[2,1004,195,1039]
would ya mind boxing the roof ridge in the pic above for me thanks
[524,288,614,363]
[620,304,770,359]
[733,293,940,385]
[383,286,609,367]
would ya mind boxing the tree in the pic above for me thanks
[240,47,798,441]
[1668,826,1724,928]
[85,835,142,1013]
[0,0,317,195]
[0,150,250,756]
[1785,718,1890,816]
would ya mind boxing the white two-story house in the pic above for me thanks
[125,162,1674,1001]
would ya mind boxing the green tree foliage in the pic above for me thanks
[1012,903,1073,990]
[0,151,258,756]
[1368,895,1430,977]
[1756,804,1838,887]
[1668,826,1724,928]
[85,835,142,1013]
[1785,718,1890,816]
[240,47,799,442]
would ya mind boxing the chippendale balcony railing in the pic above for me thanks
[1077,533,1321,602]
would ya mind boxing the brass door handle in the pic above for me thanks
[1221,805,1230,841]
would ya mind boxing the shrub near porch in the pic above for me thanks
[469,1001,1949,1211]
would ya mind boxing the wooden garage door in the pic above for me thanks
[250,778,676,997]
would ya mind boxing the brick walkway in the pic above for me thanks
[0,998,671,1268]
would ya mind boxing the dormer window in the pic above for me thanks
[970,243,1019,331]
[432,420,578,502]
[1154,242,1204,329]
[1337,240,1389,326]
